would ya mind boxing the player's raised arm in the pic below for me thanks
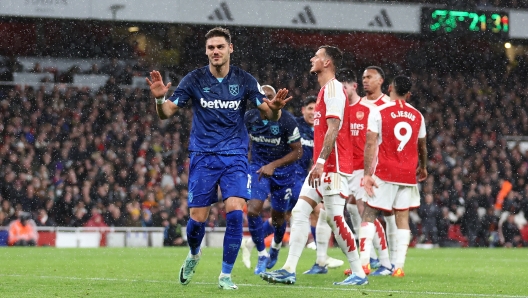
[146,70,178,120]
[259,88,292,121]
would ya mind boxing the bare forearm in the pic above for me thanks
[271,147,302,168]
[156,101,178,120]
[364,133,377,175]
[263,109,281,122]
[319,121,339,160]
[418,138,427,169]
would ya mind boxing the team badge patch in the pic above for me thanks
[356,111,364,120]
[270,125,280,135]
[229,84,239,96]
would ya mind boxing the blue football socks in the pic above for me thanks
[222,210,243,274]
[248,214,265,252]
[187,217,206,255]
[262,219,275,238]
[274,221,287,244]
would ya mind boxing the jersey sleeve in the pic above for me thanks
[168,73,193,108]
[244,110,252,130]
[324,80,346,120]
[244,72,266,107]
[367,107,382,134]
[418,113,426,138]
[283,113,301,144]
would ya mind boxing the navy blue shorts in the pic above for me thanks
[250,163,296,212]
[288,173,305,211]
[187,153,251,208]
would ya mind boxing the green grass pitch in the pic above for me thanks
[1,247,527,297]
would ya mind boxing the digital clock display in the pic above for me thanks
[422,8,509,37]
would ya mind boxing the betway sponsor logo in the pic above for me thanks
[200,98,241,110]
[301,138,313,147]
[250,135,281,145]
[350,123,365,136]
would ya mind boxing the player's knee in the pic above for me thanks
[291,199,313,220]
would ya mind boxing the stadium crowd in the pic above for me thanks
[1,26,528,248]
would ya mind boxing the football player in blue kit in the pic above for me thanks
[146,27,291,290]
[243,85,303,275]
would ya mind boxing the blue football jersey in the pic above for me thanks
[245,109,300,166]
[168,66,264,154]
[295,116,314,177]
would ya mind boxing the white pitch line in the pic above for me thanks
[1,274,526,298]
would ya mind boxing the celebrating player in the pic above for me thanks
[146,27,291,290]
[360,75,428,277]
[339,68,392,276]
[261,45,367,286]
[243,84,302,274]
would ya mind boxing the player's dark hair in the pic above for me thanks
[337,68,357,83]
[205,27,231,44]
[303,95,317,106]
[319,45,343,70]
[392,75,412,96]
[365,66,385,80]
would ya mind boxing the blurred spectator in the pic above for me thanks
[84,210,108,228]
[69,208,88,227]
[30,62,43,73]
[106,207,126,227]
[163,215,186,246]
[125,208,142,227]
[35,208,56,227]
[8,212,38,246]
[461,190,480,247]
[0,211,10,226]
[101,57,122,78]
[85,63,102,75]
[501,213,524,248]
[479,207,500,247]
[141,209,154,227]
[419,194,440,245]
[437,207,453,247]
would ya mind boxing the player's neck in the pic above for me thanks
[317,71,335,88]
[349,94,361,105]
[209,64,230,79]
[391,97,406,102]
[365,90,382,100]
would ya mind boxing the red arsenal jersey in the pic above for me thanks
[347,98,373,171]
[367,100,426,185]
[313,79,353,175]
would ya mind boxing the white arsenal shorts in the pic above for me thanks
[299,172,349,204]
[363,175,420,212]
[347,169,366,201]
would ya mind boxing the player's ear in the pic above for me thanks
[229,43,233,54]
[388,84,393,93]
[405,92,412,100]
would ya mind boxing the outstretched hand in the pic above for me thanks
[263,88,292,111]
[146,70,172,99]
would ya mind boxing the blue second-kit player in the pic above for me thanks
[241,85,302,275]
[146,27,292,290]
